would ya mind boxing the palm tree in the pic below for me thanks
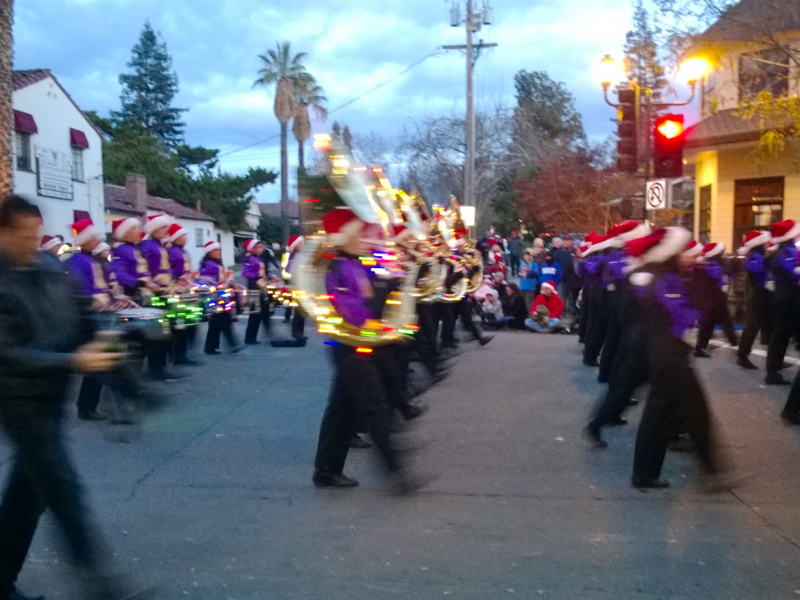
[293,81,327,175]
[0,0,13,199]
[254,41,313,244]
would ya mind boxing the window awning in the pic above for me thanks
[70,128,89,149]
[13,110,37,134]
[73,210,91,222]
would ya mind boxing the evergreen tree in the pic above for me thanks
[342,125,353,152]
[114,21,186,147]
[623,0,668,101]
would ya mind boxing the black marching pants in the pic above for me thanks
[739,288,773,359]
[434,303,456,345]
[245,294,271,343]
[583,286,607,364]
[696,295,738,350]
[633,336,720,481]
[291,309,306,339]
[578,286,590,343]
[782,368,800,417]
[589,318,648,430]
[453,298,481,340]
[314,345,400,475]
[0,404,107,596]
[766,290,800,378]
[598,290,622,380]
[205,312,238,352]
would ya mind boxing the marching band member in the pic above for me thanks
[765,220,800,385]
[581,234,609,366]
[285,234,307,342]
[736,230,772,370]
[693,242,739,358]
[242,238,272,344]
[312,208,427,493]
[198,241,243,355]
[166,223,193,285]
[40,234,62,256]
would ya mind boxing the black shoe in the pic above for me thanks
[583,359,599,367]
[668,437,695,453]
[230,345,246,354]
[441,342,459,350]
[204,349,221,355]
[174,356,199,366]
[312,470,359,488]
[388,470,435,495]
[631,475,670,489]
[693,348,711,358]
[626,399,639,407]
[245,340,261,345]
[9,588,45,600]
[597,374,609,384]
[400,403,429,421]
[583,425,608,449]
[148,370,186,381]
[736,356,758,370]
[781,411,800,425]
[765,374,791,385]
[78,410,107,421]
[349,434,373,449]
[478,335,494,347]
[780,361,792,370]
[609,416,628,426]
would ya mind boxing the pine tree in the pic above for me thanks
[623,0,668,101]
[342,125,353,152]
[114,21,186,147]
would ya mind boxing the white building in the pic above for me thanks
[105,174,236,269]
[12,69,104,240]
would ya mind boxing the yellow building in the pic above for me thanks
[685,0,799,248]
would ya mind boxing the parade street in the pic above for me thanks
[3,326,800,600]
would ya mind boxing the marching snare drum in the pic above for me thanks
[115,307,171,341]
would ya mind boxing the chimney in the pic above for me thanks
[195,200,202,214]
[125,174,148,216]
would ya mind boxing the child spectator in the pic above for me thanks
[525,280,564,333]
[481,289,504,326]
[519,251,539,307]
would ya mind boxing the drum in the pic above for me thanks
[116,308,171,341]
[236,288,261,316]
[151,292,204,330]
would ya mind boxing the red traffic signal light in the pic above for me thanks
[654,114,685,178]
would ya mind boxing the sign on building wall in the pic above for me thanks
[36,146,73,201]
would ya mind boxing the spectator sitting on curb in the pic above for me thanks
[481,289,504,327]
[525,281,564,333]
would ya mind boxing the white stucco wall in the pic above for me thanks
[12,76,104,242]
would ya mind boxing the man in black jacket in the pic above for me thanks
[0,196,135,600]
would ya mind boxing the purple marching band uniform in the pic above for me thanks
[766,242,800,382]
[581,253,608,365]
[241,254,265,289]
[243,253,270,344]
[168,245,192,281]
[200,257,240,353]
[326,253,374,328]
[738,245,773,365]
[111,243,150,296]
[139,238,173,288]
[694,253,738,353]
[199,258,226,283]
[67,251,111,302]
[597,248,632,382]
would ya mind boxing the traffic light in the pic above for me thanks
[653,114,685,178]
[616,88,638,173]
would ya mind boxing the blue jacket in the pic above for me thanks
[539,262,562,286]
[519,261,539,292]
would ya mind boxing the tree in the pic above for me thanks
[624,0,669,99]
[0,0,12,198]
[257,213,301,245]
[254,41,314,244]
[342,125,353,152]
[293,80,327,174]
[653,0,800,156]
[114,21,186,147]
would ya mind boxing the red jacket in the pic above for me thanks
[532,292,563,319]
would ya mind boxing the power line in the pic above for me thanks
[217,48,443,160]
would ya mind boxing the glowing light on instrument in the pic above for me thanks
[356,347,373,354]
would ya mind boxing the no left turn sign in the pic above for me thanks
[645,179,669,210]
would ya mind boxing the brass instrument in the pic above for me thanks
[292,136,419,347]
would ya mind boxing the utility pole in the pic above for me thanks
[444,1,495,213]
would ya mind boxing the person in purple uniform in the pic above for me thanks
[693,242,739,357]
[242,238,271,344]
[198,241,243,355]
[110,218,154,298]
[580,236,609,366]
[765,219,800,386]
[164,223,198,365]
[736,230,772,370]
[312,208,427,494]
[626,227,727,490]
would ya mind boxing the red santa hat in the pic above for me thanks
[583,234,608,256]
[167,223,187,243]
[92,242,110,257]
[40,235,61,252]
[243,239,261,253]
[203,240,221,254]
[608,220,652,243]
[626,227,692,265]
[737,230,771,256]
[72,219,97,246]
[287,234,305,252]
[112,217,141,241]
[144,214,172,235]
[770,219,800,244]
[702,242,725,259]
[540,280,558,294]
[453,226,469,247]
[684,239,703,258]
[322,208,365,246]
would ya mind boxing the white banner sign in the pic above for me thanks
[645,179,670,211]
[36,146,73,201]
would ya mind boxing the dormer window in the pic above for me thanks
[739,48,790,99]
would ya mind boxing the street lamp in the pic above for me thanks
[598,54,624,91]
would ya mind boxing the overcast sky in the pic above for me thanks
[13,0,699,203]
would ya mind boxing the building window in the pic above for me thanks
[733,177,783,247]
[15,132,32,171]
[71,148,84,182]
[195,228,203,248]
[698,185,712,244]
[739,49,790,99]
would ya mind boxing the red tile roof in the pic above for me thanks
[685,108,795,148]
[104,184,217,223]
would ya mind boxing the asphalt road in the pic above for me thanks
[3,318,800,599]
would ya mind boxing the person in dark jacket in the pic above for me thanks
[736,230,772,370]
[693,243,739,358]
[0,195,136,600]
[490,283,528,330]
[506,230,523,277]
[765,220,800,385]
